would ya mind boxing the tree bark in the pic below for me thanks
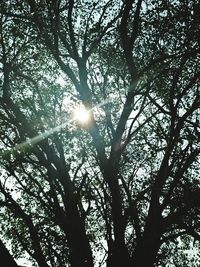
[104,163,131,267]
[63,205,94,267]
[132,205,162,267]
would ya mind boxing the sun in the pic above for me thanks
[73,106,90,124]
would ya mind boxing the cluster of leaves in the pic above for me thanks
[0,1,199,267]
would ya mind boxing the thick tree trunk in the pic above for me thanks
[132,206,162,267]
[107,244,132,267]
[55,201,93,267]
[104,163,132,267]
[0,239,19,267]
[53,205,93,267]
[42,146,94,267]
[66,214,94,267]
[133,234,161,267]
[62,191,93,266]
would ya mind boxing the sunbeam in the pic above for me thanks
[0,100,110,158]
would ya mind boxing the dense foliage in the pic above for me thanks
[0,1,199,266]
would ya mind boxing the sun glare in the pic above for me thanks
[73,106,90,124]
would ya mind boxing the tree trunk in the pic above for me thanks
[104,164,132,267]
[132,208,162,267]
[67,218,94,267]
[107,244,132,267]
[57,203,94,267]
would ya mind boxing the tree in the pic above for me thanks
[0,0,199,266]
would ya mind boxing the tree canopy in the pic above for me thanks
[0,1,199,266]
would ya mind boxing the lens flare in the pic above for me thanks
[0,99,110,158]
[73,106,90,124]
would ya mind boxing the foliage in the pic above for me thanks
[0,1,199,267]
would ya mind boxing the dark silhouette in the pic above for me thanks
[0,1,199,266]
